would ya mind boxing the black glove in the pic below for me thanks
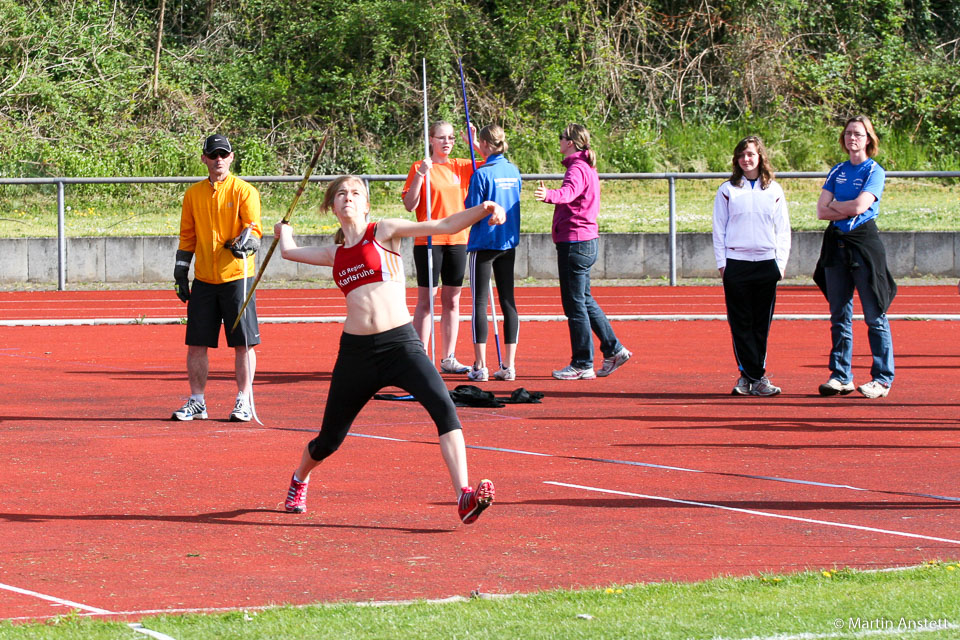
[174,249,193,303]
[229,233,260,258]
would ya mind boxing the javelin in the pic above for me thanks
[422,58,436,364]
[231,133,328,331]
[458,57,502,369]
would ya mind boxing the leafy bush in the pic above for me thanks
[0,0,957,181]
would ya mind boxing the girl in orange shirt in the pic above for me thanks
[402,121,482,373]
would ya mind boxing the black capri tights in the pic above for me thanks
[468,249,519,344]
[307,323,461,462]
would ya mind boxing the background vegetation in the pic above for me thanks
[0,0,958,181]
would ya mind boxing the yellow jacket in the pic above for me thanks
[179,174,262,284]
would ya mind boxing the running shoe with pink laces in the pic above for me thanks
[285,473,309,513]
[458,479,495,524]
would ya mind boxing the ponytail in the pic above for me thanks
[562,123,596,167]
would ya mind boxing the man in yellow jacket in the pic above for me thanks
[172,134,263,422]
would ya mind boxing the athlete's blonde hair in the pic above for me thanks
[322,175,369,246]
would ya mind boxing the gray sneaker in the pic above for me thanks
[597,347,632,377]
[731,376,751,396]
[749,376,781,397]
[172,397,207,421]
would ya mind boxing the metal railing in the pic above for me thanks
[1,171,958,289]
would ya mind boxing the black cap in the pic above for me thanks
[202,134,232,156]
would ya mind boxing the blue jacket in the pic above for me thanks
[465,154,522,252]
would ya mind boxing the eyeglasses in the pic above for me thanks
[844,132,866,139]
[559,135,570,141]
[431,135,455,141]
[206,150,231,159]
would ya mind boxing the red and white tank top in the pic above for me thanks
[333,223,405,296]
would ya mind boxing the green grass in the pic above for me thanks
[1,177,959,239]
[2,563,959,639]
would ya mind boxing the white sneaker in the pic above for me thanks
[172,397,207,421]
[818,378,856,397]
[493,365,516,381]
[467,366,488,382]
[858,380,890,398]
[441,355,470,374]
[229,394,252,422]
[552,365,596,380]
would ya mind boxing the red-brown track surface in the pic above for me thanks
[2,285,959,622]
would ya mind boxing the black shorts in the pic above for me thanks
[413,244,467,288]
[185,278,261,348]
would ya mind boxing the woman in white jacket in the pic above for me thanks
[712,136,791,396]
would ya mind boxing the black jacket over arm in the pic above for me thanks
[812,219,897,314]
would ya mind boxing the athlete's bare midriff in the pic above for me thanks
[342,280,412,335]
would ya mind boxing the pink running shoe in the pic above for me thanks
[285,473,309,513]
[458,479,495,524]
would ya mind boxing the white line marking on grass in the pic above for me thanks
[0,582,113,614]
[545,481,960,546]
[128,622,179,640]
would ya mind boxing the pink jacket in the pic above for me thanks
[542,150,600,243]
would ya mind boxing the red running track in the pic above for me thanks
[2,284,960,322]
[1,285,959,622]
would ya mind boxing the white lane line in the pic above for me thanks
[3,313,960,327]
[466,443,960,503]
[0,582,113,614]
[0,582,179,639]
[545,481,960,546]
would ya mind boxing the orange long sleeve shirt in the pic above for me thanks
[179,173,262,284]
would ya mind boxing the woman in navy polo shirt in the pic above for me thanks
[813,115,896,399]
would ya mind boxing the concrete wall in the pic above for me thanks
[1,232,959,284]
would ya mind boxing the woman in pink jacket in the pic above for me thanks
[535,124,631,380]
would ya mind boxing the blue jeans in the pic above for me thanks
[823,245,895,385]
[556,239,622,369]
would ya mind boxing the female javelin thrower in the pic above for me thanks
[712,136,791,396]
[402,121,482,375]
[464,124,522,381]
[276,175,503,523]
[814,115,896,398]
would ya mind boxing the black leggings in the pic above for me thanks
[468,249,519,344]
[307,323,461,462]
